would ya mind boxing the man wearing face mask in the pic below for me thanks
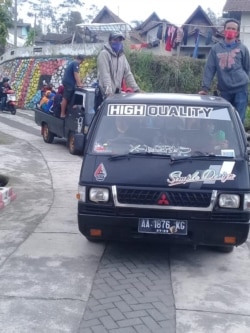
[199,19,250,123]
[94,31,141,111]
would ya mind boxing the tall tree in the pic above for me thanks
[0,0,13,54]
[63,11,83,34]
[17,0,100,34]
[206,8,219,25]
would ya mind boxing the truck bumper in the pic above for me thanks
[78,213,250,247]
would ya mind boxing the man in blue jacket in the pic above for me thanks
[199,19,250,123]
[60,55,85,118]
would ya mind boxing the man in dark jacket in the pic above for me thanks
[0,77,11,111]
[95,31,141,111]
[199,19,250,123]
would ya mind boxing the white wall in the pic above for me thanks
[0,43,103,64]
[240,15,250,50]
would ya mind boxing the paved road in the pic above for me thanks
[1,109,250,333]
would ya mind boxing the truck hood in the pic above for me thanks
[81,155,249,190]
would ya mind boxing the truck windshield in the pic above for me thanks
[91,105,241,158]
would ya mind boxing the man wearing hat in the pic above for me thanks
[95,31,141,111]
[60,55,85,118]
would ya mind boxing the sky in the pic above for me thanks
[87,0,227,26]
[18,0,227,31]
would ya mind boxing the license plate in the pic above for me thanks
[138,218,187,235]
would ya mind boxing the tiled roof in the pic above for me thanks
[92,6,125,24]
[136,12,161,31]
[223,0,250,11]
[139,21,162,34]
[42,33,72,43]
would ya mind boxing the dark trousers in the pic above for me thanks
[94,87,104,112]
[0,96,6,110]
[220,89,248,124]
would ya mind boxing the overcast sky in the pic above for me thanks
[89,0,226,26]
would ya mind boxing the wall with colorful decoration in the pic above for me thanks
[0,56,97,109]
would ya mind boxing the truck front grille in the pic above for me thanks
[117,188,211,208]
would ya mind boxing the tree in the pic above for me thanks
[17,0,100,34]
[24,23,43,46]
[0,0,13,54]
[206,8,220,26]
[63,11,83,34]
[24,27,35,46]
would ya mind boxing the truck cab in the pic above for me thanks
[77,92,250,252]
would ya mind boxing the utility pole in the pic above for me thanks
[33,14,36,45]
[14,0,17,47]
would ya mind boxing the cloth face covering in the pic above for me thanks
[224,30,238,40]
[111,41,123,53]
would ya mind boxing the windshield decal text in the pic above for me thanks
[129,145,191,155]
[147,105,213,118]
[107,104,213,118]
[108,104,146,115]
[167,169,236,186]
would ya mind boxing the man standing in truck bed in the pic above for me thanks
[60,55,85,118]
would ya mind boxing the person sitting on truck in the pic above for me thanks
[39,90,51,110]
[108,117,140,143]
[60,55,85,118]
[50,85,64,118]
[40,81,48,99]
[43,92,56,113]
[188,120,229,154]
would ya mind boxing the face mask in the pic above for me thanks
[111,41,123,53]
[224,30,238,40]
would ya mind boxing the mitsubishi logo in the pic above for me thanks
[157,193,169,205]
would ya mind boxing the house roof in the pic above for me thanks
[42,33,72,44]
[129,30,145,44]
[136,12,161,31]
[76,22,130,33]
[223,0,250,12]
[184,5,214,26]
[92,6,125,24]
[17,22,31,28]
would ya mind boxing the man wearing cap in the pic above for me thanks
[95,31,141,111]
[60,55,85,118]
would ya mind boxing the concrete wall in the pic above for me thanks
[240,14,250,50]
[0,43,103,109]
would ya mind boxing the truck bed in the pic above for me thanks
[34,108,65,138]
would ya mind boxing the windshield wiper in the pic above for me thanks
[170,151,234,163]
[108,151,171,160]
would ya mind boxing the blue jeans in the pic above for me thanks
[220,89,248,124]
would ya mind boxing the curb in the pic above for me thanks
[0,187,17,209]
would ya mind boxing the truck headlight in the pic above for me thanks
[219,194,240,208]
[77,185,86,202]
[89,188,109,202]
